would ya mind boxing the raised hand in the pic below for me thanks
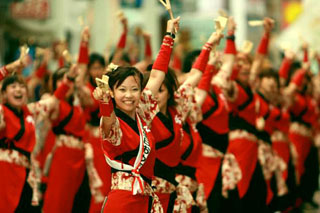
[208,32,224,46]
[227,17,236,35]
[19,46,32,68]
[166,16,180,34]
[117,11,128,31]
[81,26,90,42]
[263,17,274,34]
[284,49,295,60]
[93,87,110,102]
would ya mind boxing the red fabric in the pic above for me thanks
[180,119,202,167]
[83,82,100,122]
[257,33,270,55]
[103,190,150,213]
[1,105,36,153]
[227,138,258,198]
[289,132,312,182]
[53,81,71,100]
[224,38,237,54]
[151,108,182,167]
[291,68,306,87]
[276,111,290,134]
[197,64,215,92]
[35,62,47,78]
[0,66,8,81]
[100,99,114,117]
[145,38,152,57]
[78,41,89,64]
[102,116,156,180]
[303,49,308,62]
[256,94,282,134]
[117,31,127,49]
[201,86,229,134]
[83,129,111,213]
[43,146,86,213]
[51,101,86,139]
[58,56,64,68]
[0,162,26,213]
[290,94,307,118]
[196,156,222,199]
[228,83,257,127]
[152,36,174,74]
[266,180,274,205]
[36,130,56,172]
[230,65,240,80]
[155,192,171,213]
[272,141,290,180]
[192,43,212,72]
[279,58,292,80]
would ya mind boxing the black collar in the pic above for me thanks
[114,108,139,135]
[157,109,174,131]
[257,91,269,103]
[4,103,23,117]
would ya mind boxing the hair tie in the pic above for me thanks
[106,63,119,73]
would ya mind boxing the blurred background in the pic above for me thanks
[0,0,319,73]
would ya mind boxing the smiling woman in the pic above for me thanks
[92,17,180,213]
[0,58,83,213]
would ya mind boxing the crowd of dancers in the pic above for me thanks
[0,11,319,213]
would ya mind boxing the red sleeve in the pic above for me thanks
[278,58,292,80]
[228,83,251,111]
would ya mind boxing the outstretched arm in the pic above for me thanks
[249,17,274,88]
[195,52,221,107]
[0,47,31,81]
[111,14,128,65]
[134,32,153,73]
[183,31,223,88]
[145,17,180,96]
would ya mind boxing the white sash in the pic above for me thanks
[104,114,151,195]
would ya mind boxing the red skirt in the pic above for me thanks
[0,162,26,213]
[196,155,222,199]
[102,190,150,213]
[272,141,290,181]
[156,192,171,212]
[85,129,111,213]
[43,146,86,213]
[289,132,312,183]
[227,137,258,198]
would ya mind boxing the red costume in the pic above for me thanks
[42,100,87,213]
[100,89,162,213]
[0,104,37,213]
[83,81,112,213]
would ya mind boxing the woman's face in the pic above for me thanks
[3,82,28,108]
[236,54,251,85]
[155,84,169,112]
[260,76,277,97]
[113,76,141,118]
[89,61,105,80]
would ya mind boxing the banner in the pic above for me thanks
[11,0,50,20]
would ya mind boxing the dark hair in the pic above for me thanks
[51,66,74,104]
[1,74,26,92]
[259,68,280,89]
[163,68,179,107]
[107,66,143,90]
[109,52,131,65]
[285,61,301,86]
[182,50,201,73]
[88,53,106,69]
[144,65,179,107]
[51,67,69,91]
